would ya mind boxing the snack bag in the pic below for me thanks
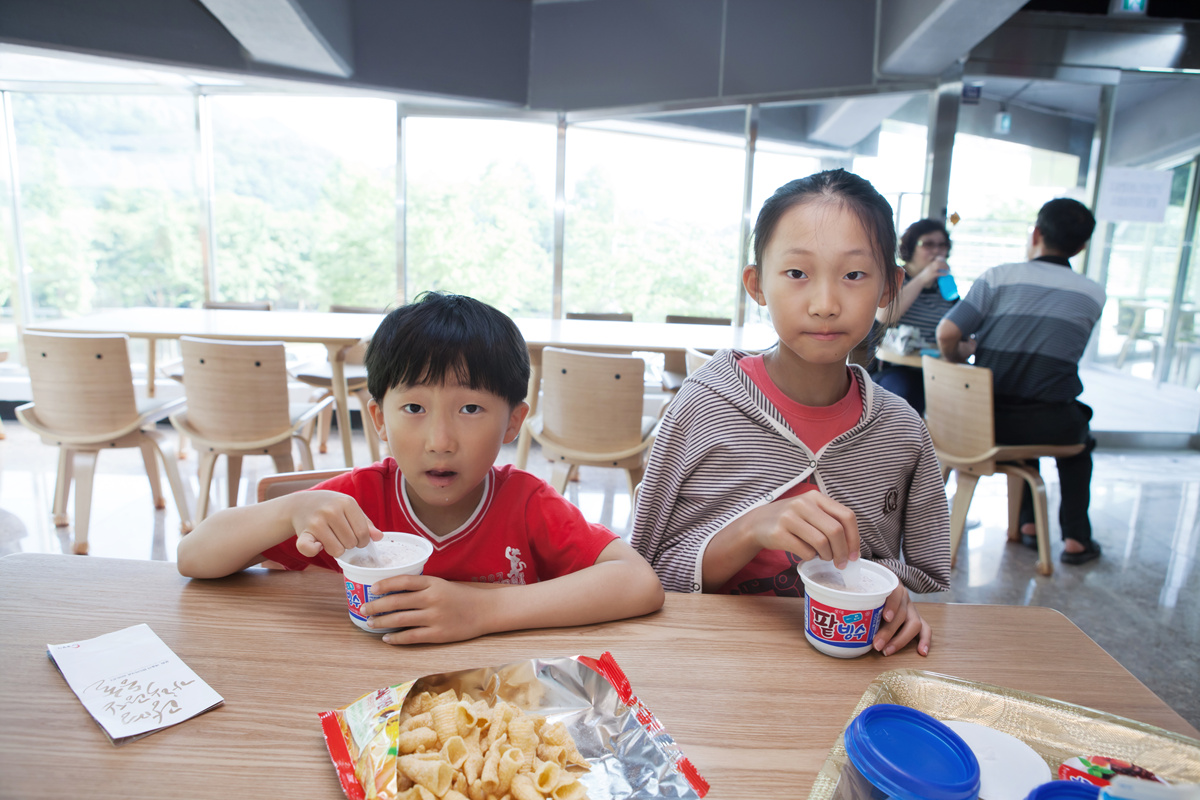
[320,680,416,800]
[1060,756,1168,787]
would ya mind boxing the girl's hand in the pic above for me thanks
[744,491,861,567]
[362,575,491,644]
[287,490,381,559]
[873,584,931,656]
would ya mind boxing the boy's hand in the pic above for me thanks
[873,584,931,656]
[360,576,491,644]
[745,491,861,568]
[287,490,381,559]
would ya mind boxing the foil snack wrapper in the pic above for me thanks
[320,651,708,800]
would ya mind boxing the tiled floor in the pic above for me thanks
[1,419,1197,731]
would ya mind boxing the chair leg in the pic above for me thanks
[53,448,72,527]
[226,455,243,509]
[1005,472,1024,542]
[356,388,380,463]
[138,438,166,510]
[317,397,333,455]
[549,462,572,494]
[1001,463,1054,577]
[948,470,980,568]
[294,435,315,471]
[178,431,189,460]
[271,451,295,474]
[625,467,644,501]
[146,431,193,534]
[195,452,219,522]
[71,451,99,555]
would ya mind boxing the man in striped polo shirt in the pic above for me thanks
[936,198,1105,565]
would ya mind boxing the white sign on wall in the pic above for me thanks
[1095,167,1174,223]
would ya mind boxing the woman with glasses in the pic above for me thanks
[873,218,957,413]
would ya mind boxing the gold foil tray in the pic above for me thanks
[808,669,1200,799]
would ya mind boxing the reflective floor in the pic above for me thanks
[1,420,1196,731]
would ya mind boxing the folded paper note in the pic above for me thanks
[48,623,223,743]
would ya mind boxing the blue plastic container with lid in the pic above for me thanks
[1025,781,1101,800]
[842,704,981,800]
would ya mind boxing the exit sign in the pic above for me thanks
[1111,0,1147,13]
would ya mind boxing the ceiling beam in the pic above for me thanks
[879,0,1028,76]
[198,0,353,77]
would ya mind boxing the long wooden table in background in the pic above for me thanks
[1,554,1195,800]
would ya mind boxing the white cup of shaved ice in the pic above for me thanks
[798,558,898,658]
[334,533,433,633]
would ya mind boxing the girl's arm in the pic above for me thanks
[177,490,380,578]
[699,491,861,592]
[361,539,665,643]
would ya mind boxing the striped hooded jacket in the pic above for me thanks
[631,349,952,595]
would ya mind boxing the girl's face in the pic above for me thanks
[744,200,894,370]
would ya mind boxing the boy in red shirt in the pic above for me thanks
[178,292,664,644]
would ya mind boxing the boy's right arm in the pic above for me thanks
[176,490,380,579]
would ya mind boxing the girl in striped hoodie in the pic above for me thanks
[631,170,951,657]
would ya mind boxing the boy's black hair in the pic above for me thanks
[1035,198,1096,256]
[364,291,530,407]
[898,218,951,263]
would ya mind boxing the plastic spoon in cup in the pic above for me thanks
[837,556,862,591]
[358,536,382,566]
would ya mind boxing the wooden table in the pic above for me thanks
[511,318,777,468]
[1,554,1194,800]
[875,346,926,368]
[28,308,380,467]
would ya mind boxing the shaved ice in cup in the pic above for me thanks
[334,533,433,633]
[798,558,899,658]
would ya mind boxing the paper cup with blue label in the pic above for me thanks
[334,533,433,633]
[798,558,899,658]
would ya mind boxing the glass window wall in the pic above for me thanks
[209,95,397,310]
[563,126,744,322]
[404,117,556,316]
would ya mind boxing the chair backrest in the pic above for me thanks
[23,331,139,435]
[329,304,388,315]
[565,312,633,322]
[666,314,731,326]
[203,300,273,311]
[329,305,385,363]
[257,468,352,502]
[684,347,713,376]
[540,347,646,452]
[921,356,997,467]
[179,336,292,441]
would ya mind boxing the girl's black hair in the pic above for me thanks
[364,291,530,407]
[898,218,951,263]
[750,169,902,328]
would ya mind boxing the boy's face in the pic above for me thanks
[368,379,528,533]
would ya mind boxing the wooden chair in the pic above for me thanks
[161,300,275,457]
[521,347,659,498]
[565,311,633,322]
[203,300,274,311]
[664,314,731,326]
[16,331,191,554]
[256,468,352,503]
[290,304,385,464]
[921,356,1085,576]
[685,347,713,375]
[169,336,333,522]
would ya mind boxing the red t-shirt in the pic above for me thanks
[718,356,863,596]
[260,460,617,585]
